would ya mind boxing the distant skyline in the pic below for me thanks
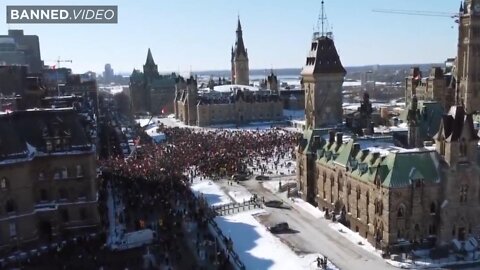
[0,0,460,74]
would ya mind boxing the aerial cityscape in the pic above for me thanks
[1,0,480,270]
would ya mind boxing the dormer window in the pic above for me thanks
[54,138,62,151]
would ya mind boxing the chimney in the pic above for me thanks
[313,135,321,150]
[336,132,343,145]
[353,143,361,156]
[329,130,335,144]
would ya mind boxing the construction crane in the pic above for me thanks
[46,57,73,68]
[372,9,460,22]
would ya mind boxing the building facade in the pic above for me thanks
[231,19,249,86]
[174,76,283,127]
[130,49,177,114]
[457,0,480,113]
[0,108,99,254]
[297,105,480,252]
[301,32,346,129]
[0,30,43,73]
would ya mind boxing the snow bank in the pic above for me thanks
[191,180,232,206]
[215,211,338,270]
[292,198,324,219]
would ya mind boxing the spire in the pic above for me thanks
[145,48,155,66]
[460,1,464,12]
[234,17,247,57]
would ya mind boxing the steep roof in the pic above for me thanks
[145,48,156,66]
[301,36,346,75]
[233,18,247,58]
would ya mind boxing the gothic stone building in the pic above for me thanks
[130,49,177,115]
[174,76,283,127]
[298,106,480,252]
[297,29,480,252]
[0,108,99,253]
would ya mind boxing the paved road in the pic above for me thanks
[240,177,397,270]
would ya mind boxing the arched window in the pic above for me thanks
[1,177,8,190]
[5,199,16,213]
[397,205,405,218]
[430,202,436,214]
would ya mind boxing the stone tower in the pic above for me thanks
[143,48,159,82]
[267,70,279,92]
[301,32,346,129]
[185,75,198,125]
[231,18,249,86]
[407,95,422,148]
[457,0,480,113]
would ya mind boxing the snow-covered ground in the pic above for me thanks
[106,183,126,248]
[291,198,325,219]
[262,178,297,194]
[191,180,233,206]
[215,210,338,270]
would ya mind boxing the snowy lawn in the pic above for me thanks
[191,180,232,206]
[215,211,338,270]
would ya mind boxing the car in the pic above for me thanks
[269,222,289,233]
[231,174,248,181]
[255,175,270,180]
[264,200,283,208]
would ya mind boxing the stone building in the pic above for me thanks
[130,49,177,114]
[298,105,480,252]
[231,18,249,86]
[405,65,454,111]
[297,17,480,252]
[174,76,283,127]
[0,108,99,254]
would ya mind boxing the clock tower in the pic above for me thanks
[301,31,346,129]
[457,0,480,113]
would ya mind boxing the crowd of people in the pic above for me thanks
[101,126,299,181]
[95,126,299,269]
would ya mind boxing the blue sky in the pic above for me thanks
[0,0,460,74]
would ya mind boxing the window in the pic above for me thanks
[61,167,68,179]
[38,172,45,181]
[76,165,84,178]
[46,140,52,152]
[347,182,351,195]
[61,209,69,222]
[79,208,87,220]
[460,185,469,203]
[9,222,16,238]
[460,138,467,157]
[397,205,405,218]
[5,199,16,214]
[53,170,60,180]
[429,224,437,235]
[40,189,48,202]
[59,188,68,201]
[430,202,436,214]
[78,189,87,200]
[0,177,8,190]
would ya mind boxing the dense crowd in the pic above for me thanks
[96,126,299,269]
[101,126,299,180]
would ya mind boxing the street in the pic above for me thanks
[233,176,397,270]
